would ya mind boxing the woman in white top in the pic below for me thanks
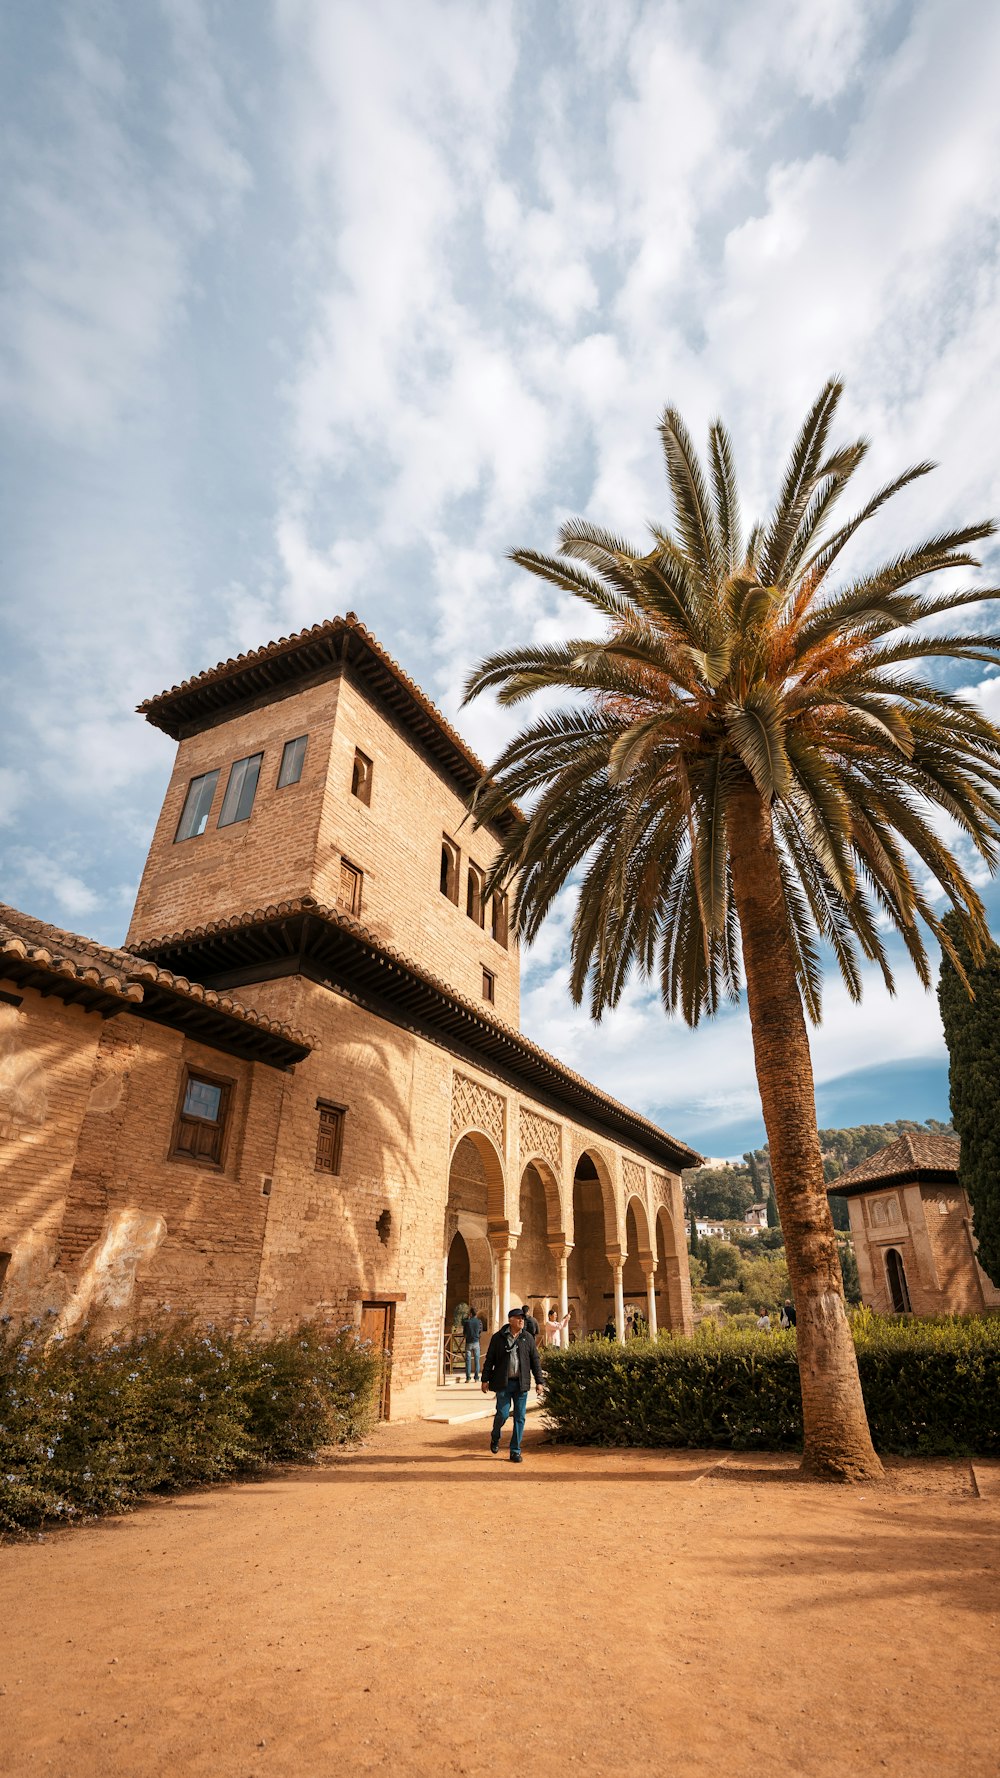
[541,1307,572,1347]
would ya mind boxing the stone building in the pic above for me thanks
[0,614,698,1418]
[830,1132,1000,1317]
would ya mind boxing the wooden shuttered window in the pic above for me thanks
[315,1102,346,1175]
[171,1069,233,1166]
[338,858,363,915]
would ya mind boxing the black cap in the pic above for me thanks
[507,1306,525,1319]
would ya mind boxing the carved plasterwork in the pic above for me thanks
[519,1108,561,1175]
[623,1157,646,1201]
[451,1071,505,1154]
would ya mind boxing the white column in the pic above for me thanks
[498,1245,511,1322]
[644,1261,658,1340]
[558,1252,569,1322]
[612,1257,626,1344]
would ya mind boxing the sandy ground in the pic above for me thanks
[2,1416,998,1778]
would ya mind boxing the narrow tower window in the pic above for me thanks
[440,836,460,903]
[218,752,263,827]
[277,735,308,788]
[466,863,485,926]
[315,1102,346,1174]
[174,770,220,842]
[338,858,363,915]
[491,891,509,949]
[482,966,495,1003]
[351,749,373,805]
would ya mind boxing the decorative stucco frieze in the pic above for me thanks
[451,1070,505,1155]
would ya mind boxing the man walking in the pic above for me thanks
[481,1306,543,1462]
[462,1306,485,1381]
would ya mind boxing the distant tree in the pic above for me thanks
[745,1151,763,1197]
[702,1239,741,1287]
[689,1212,701,1259]
[828,1194,851,1233]
[766,1183,780,1228]
[937,911,1000,1285]
[838,1240,862,1305]
[684,1166,755,1220]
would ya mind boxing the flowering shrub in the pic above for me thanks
[0,1319,381,1533]
[540,1313,1000,1455]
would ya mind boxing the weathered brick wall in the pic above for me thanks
[316,674,520,1021]
[0,988,104,1317]
[127,678,340,945]
[247,975,454,1421]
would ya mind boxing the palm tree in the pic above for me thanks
[465,380,1000,1482]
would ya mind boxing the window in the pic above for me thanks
[171,1069,232,1166]
[338,857,363,915]
[441,836,460,903]
[277,735,308,788]
[482,966,495,1003]
[869,1195,899,1227]
[218,752,263,827]
[491,890,508,949]
[376,1209,391,1246]
[351,749,373,806]
[466,863,485,926]
[315,1101,345,1174]
[174,770,220,841]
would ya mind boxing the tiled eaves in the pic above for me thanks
[135,612,525,834]
[0,906,312,1066]
[828,1131,961,1198]
[131,895,703,1172]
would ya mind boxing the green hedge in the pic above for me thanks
[0,1319,382,1533]
[540,1313,1000,1455]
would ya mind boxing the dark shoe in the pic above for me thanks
[490,1437,500,1454]
[509,1452,523,1463]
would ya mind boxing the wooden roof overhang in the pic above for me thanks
[137,615,522,839]
[134,904,701,1173]
[0,948,135,1018]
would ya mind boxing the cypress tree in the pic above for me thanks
[746,1151,763,1197]
[937,911,1000,1285]
[766,1183,780,1229]
[689,1212,700,1258]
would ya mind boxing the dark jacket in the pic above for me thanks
[520,1310,540,1336]
[482,1327,543,1394]
[462,1314,484,1345]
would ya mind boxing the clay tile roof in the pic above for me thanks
[136,613,523,834]
[130,896,702,1172]
[0,903,312,1068]
[829,1131,960,1196]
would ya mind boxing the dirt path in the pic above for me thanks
[2,1418,998,1778]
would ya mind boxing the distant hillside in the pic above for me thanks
[684,1119,955,1225]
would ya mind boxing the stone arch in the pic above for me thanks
[623,1196,653,1331]
[511,1160,561,1318]
[655,1203,687,1332]
[448,1129,507,1227]
[885,1246,912,1315]
[567,1148,620,1337]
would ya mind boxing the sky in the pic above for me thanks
[2,0,1000,1160]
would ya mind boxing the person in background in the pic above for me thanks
[756,1309,772,1332]
[462,1305,485,1381]
[782,1298,797,1328]
[519,1304,539,1336]
[541,1306,572,1348]
[481,1307,544,1462]
[603,1316,616,1340]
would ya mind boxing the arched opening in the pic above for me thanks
[655,1205,686,1332]
[885,1246,912,1315]
[442,1132,503,1378]
[510,1162,560,1322]
[567,1151,617,1337]
[623,1198,652,1335]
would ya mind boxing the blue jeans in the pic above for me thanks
[464,1341,481,1380]
[491,1385,527,1456]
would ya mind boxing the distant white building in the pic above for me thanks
[744,1203,768,1233]
[695,1219,727,1241]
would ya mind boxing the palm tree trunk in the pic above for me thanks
[728,786,884,1483]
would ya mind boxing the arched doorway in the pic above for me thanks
[510,1162,560,1323]
[567,1151,617,1336]
[885,1246,912,1314]
[623,1198,652,1334]
[442,1132,504,1377]
[655,1205,686,1332]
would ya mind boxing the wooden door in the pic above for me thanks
[360,1301,393,1419]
